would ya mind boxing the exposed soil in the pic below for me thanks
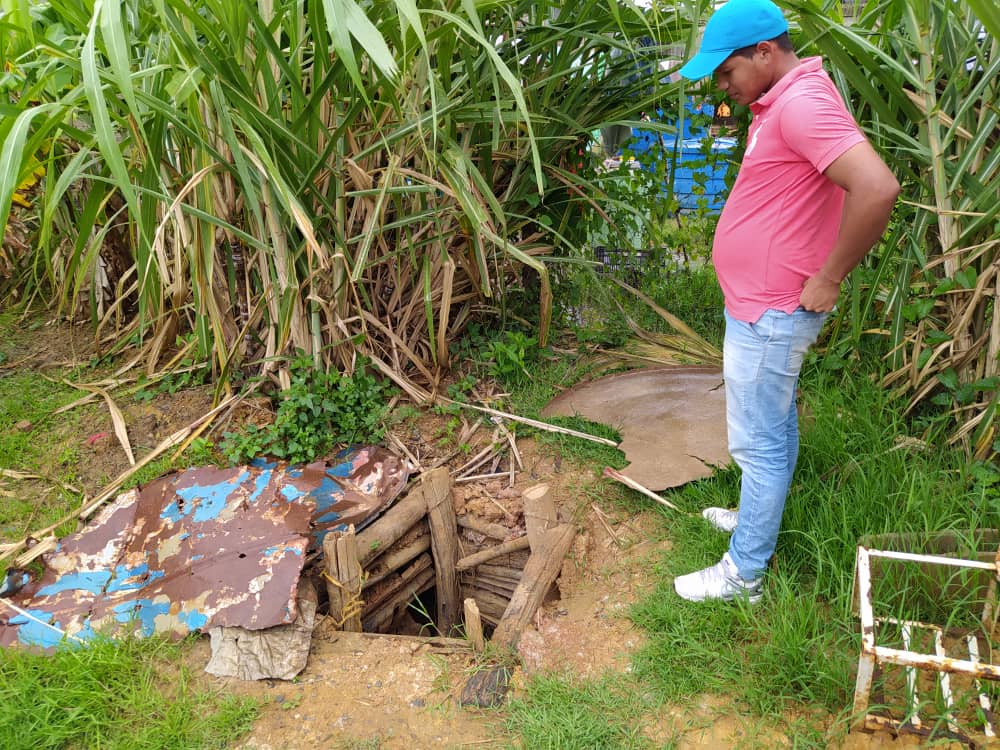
[4,319,991,749]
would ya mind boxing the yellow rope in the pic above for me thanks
[321,570,366,628]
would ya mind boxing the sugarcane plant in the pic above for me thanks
[788,0,1000,459]
[0,0,694,400]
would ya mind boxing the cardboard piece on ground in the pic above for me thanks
[541,366,729,491]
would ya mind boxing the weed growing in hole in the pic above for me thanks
[221,356,396,464]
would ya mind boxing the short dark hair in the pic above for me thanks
[731,32,793,59]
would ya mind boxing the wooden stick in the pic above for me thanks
[523,484,557,553]
[439,398,619,447]
[457,515,513,541]
[602,466,682,512]
[591,503,623,547]
[464,598,486,653]
[363,566,435,633]
[492,523,576,649]
[461,588,509,623]
[356,482,429,567]
[456,536,531,571]
[386,430,423,472]
[423,468,461,634]
[453,437,499,477]
[499,423,523,471]
[362,527,430,591]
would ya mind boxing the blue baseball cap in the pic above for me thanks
[678,0,789,80]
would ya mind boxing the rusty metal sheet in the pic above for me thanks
[0,446,408,649]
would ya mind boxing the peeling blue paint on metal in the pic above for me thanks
[37,571,112,596]
[113,599,171,636]
[9,609,63,649]
[281,484,306,502]
[106,563,165,593]
[166,471,250,523]
[0,446,409,650]
[178,609,208,630]
[263,545,302,557]
[76,619,97,643]
[247,468,273,504]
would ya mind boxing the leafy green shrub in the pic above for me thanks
[222,357,394,464]
[488,330,539,385]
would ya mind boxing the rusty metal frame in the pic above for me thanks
[853,544,1000,744]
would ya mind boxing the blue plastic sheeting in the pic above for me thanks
[625,102,736,212]
[0,446,409,649]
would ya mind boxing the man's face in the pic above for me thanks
[714,48,769,106]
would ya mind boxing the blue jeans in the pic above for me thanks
[724,307,827,580]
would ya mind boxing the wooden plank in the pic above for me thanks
[460,576,515,599]
[456,535,530,571]
[492,523,575,649]
[362,524,430,591]
[460,587,508,622]
[522,483,557,553]
[423,467,461,634]
[323,534,346,628]
[363,567,435,634]
[356,482,428,567]
[336,527,363,632]
[477,563,522,582]
[323,525,363,631]
[464,598,485,653]
[362,552,432,618]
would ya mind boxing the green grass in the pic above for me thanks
[505,673,669,750]
[623,358,1000,733]
[503,312,999,746]
[0,636,257,750]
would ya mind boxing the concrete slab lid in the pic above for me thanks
[541,366,730,491]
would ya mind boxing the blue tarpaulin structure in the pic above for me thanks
[625,102,735,212]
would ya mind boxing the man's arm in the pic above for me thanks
[799,141,900,312]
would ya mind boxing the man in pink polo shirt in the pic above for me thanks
[672,0,899,603]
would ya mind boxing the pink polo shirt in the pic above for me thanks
[713,57,866,323]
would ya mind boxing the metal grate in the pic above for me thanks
[853,544,1000,745]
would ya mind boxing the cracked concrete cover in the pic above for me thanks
[541,366,730,491]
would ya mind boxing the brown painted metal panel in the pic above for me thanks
[0,447,408,649]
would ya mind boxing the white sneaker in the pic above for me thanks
[673,552,763,603]
[702,507,739,533]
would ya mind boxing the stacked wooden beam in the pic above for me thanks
[323,471,574,659]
